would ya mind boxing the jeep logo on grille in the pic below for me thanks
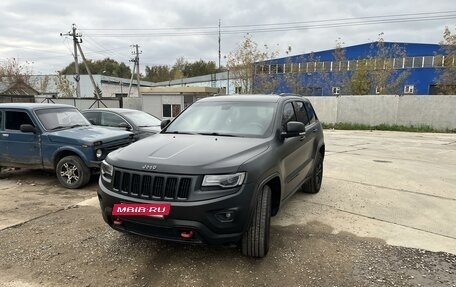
[142,164,157,170]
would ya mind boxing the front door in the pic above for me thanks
[278,102,313,198]
[2,110,42,167]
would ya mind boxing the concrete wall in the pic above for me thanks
[122,97,142,110]
[306,95,456,130]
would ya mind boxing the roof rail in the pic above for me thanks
[279,93,302,97]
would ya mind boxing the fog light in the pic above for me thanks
[215,211,235,222]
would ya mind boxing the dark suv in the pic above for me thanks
[98,94,325,257]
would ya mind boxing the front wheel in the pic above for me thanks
[241,185,271,258]
[56,156,91,189]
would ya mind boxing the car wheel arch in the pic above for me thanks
[257,174,281,217]
[53,148,88,170]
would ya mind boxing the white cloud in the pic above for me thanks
[0,0,454,74]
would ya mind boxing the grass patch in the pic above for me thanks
[322,122,456,133]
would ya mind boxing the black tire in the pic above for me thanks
[241,185,271,258]
[302,152,323,194]
[56,156,91,189]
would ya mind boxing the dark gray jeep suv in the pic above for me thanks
[98,94,325,258]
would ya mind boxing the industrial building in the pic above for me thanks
[254,42,451,96]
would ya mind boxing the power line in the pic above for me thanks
[80,10,456,31]
[79,11,456,38]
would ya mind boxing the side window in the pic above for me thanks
[101,113,125,127]
[84,112,100,125]
[281,102,297,130]
[293,101,310,126]
[5,111,34,130]
[304,102,317,124]
[0,111,3,130]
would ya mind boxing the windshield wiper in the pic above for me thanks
[49,126,68,131]
[164,131,197,135]
[70,124,89,128]
[197,132,236,137]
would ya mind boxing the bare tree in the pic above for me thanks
[437,26,456,94]
[226,34,278,94]
[0,58,33,85]
[54,72,75,98]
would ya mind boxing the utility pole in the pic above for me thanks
[76,41,102,99]
[128,44,142,97]
[218,19,221,70]
[60,24,81,97]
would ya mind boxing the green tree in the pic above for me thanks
[143,65,171,82]
[437,26,456,94]
[182,60,217,77]
[61,58,132,78]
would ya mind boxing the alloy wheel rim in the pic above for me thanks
[60,162,80,184]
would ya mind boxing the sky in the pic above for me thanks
[0,0,455,75]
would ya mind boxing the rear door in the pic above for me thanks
[3,110,42,167]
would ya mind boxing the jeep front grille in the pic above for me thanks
[112,169,193,201]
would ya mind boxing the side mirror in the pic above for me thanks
[160,119,171,130]
[20,124,37,133]
[118,122,132,131]
[281,121,305,139]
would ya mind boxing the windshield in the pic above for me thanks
[35,108,90,130]
[164,101,276,137]
[123,110,161,127]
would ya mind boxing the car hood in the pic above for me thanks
[108,134,270,174]
[48,126,132,145]
[138,126,161,133]
[137,126,161,139]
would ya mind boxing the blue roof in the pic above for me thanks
[261,42,445,64]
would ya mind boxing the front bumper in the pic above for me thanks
[97,178,257,245]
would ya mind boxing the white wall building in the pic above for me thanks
[29,74,155,98]
[150,71,243,94]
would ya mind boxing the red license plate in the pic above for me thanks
[112,203,171,216]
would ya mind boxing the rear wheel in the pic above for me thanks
[56,156,91,189]
[241,185,271,258]
[302,152,323,194]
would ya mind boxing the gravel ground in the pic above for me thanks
[0,205,455,287]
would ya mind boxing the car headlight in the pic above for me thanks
[202,172,245,188]
[101,160,113,179]
[96,148,103,159]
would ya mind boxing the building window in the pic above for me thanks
[235,86,242,94]
[163,104,181,117]
[277,64,284,73]
[434,55,444,67]
[404,85,415,94]
[423,56,433,67]
[331,87,340,95]
[163,104,171,117]
[404,57,413,68]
